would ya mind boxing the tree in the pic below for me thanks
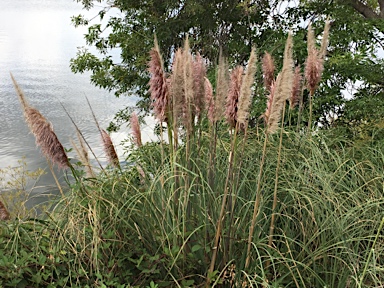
[71,0,384,131]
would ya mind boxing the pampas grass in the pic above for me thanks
[305,20,330,131]
[182,36,195,135]
[170,48,184,149]
[267,32,294,134]
[192,53,206,119]
[289,65,302,109]
[226,66,243,128]
[11,74,69,169]
[214,52,229,122]
[130,112,142,148]
[0,200,10,220]
[148,37,169,123]
[204,77,215,124]
[237,47,257,127]
[246,32,293,270]
[101,129,120,168]
[262,51,275,92]
[263,78,276,122]
[320,18,331,60]
[24,107,70,169]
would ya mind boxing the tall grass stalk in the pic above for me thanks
[59,100,104,171]
[358,216,384,286]
[268,101,286,253]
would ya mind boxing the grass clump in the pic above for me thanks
[1,28,384,287]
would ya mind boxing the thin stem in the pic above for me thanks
[48,160,67,204]
[308,90,314,132]
[245,131,269,270]
[267,101,286,258]
[207,122,239,285]
[359,217,384,286]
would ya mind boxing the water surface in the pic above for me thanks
[0,0,135,200]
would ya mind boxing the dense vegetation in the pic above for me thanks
[1,15,384,286]
[71,0,384,131]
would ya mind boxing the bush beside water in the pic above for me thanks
[1,31,383,287]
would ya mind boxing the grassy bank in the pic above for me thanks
[1,28,384,287]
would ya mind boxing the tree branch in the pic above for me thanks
[347,0,380,19]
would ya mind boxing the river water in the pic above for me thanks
[0,0,141,203]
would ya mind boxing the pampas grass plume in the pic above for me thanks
[204,77,215,124]
[237,47,257,126]
[264,79,276,122]
[130,112,142,147]
[320,18,331,60]
[214,53,229,122]
[307,23,316,54]
[193,53,206,118]
[0,200,10,220]
[170,48,185,124]
[262,52,275,91]
[305,48,323,95]
[24,107,70,169]
[148,37,169,122]
[226,66,243,128]
[267,32,294,133]
[101,129,120,168]
[289,65,302,109]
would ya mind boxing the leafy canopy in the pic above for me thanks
[71,0,384,131]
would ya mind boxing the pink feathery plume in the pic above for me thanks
[130,112,142,147]
[0,200,10,220]
[101,129,120,168]
[263,79,276,123]
[289,65,302,109]
[170,48,185,124]
[204,77,215,124]
[148,38,169,122]
[193,53,206,119]
[305,48,323,95]
[11,74,69,169]
[262,52,275,92]
[237,47,257,126]
[25,107,70,169]
[225,66,243,128]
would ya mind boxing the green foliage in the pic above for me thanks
[2,129,384,286]
[71,0,384,131]
[0,158,46,219]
